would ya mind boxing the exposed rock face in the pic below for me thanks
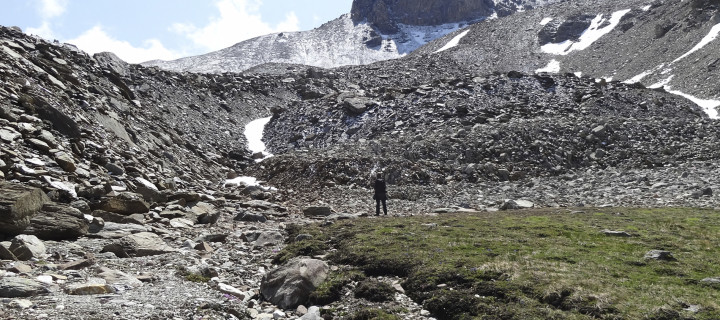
[351,0,495,33]
[538,14,595,45]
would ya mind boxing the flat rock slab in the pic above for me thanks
[101,232,176,258]
[602,230,632,237]
[67,283,116,295]
[0,277,50,297]
[97,268,143,288]
[302,206,333,217]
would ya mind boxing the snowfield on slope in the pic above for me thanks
[541,9,631,55]
[245,116,273,161]
[435,30,470,53]
[673,23,720,63]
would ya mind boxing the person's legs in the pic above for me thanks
[375,199,381,215]
[382,199,387,215]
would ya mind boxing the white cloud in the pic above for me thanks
[37,0,68,19]
[26,21,57,40]
[26,0,68,40]
[172,0,300,52]
[65,25,185,63]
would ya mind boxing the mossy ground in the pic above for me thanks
[286,208,720,319]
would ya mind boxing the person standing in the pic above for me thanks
[373,173,388,216]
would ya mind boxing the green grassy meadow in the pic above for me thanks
[279,208,720,319]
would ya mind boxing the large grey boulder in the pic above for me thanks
[93,192,149,215]
[342,97,375,115]
[24,204,89,240]
[0,182,50,235]
[97,267,143,288]
[101,232,176,258]
[9,234,47,261]
[54,152,76,173]
[0,277,50,297]
[192,202,220,224]
[133,177,167,204]
[260,257,329,309]
[645,250,676,261]
[253,231,284,249]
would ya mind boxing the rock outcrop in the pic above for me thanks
[351,0,495,33]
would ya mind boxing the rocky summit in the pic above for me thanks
[2,0,720,319]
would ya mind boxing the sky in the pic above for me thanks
[0,0,353,63]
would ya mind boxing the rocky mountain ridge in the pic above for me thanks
[143,0,554,73]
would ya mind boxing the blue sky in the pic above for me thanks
[0,0,353,63]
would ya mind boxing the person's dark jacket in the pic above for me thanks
[374,179,387,200]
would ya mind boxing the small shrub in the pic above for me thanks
[272,239,327,265]
[423,289,481,320]
[176,265,211,283]
[185,273,210,283]
[353,279,395,302]
[348,308,400,320]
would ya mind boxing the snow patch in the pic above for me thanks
[666,88,720,119]
[541,9,631,55]
[540,18,553,25]
[435,30,470,53]
[44,177,77,199]
[672,23,720,63]
[535,59,561,73]
[26,158,45,166]
[224,176,278,191]
[245,117,273,161]
[136,177,159,191]
[225,176,261,187]
[642,5,651,11]
[623,70,652,84]
[648,75,674,89]
[574,72,583,78]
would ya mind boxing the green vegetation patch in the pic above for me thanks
[299,208,720,319]
[353,278,396,302]
[176,266,211,283]
[348,308,400,320]
[309,269,366,305]
[272,223,331,264]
